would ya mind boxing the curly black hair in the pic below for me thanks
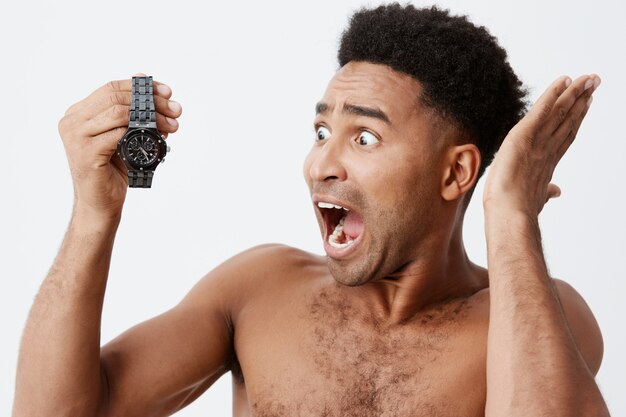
[338,2,528,207]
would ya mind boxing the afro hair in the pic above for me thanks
[338,3,529,205]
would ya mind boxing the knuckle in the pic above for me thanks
[567,118,577,133]
[108,91,126,105]
[106,80,120,92]
[57,115,67,133]
[556,106,567,124]
[537,103,552,121]
[64,104,77,116]
[58,114,75,136]
[111,104,128,119]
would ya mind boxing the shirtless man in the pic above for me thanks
[12,4,610,417]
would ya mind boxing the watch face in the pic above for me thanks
[122,132,161,167]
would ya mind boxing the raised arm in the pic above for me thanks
[13,80,231,417]
[482,74,610,416]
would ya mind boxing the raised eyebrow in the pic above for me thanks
[314,101,391,124]
[344,103,391,124]
[315,102,328,115]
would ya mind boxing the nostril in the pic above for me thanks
[309,147,348,182]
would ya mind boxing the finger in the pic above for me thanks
[552,77,599,161]
[521,76,571,132]
[555,94,592,164]
[95,77,172,99]
[156,112,179,133]
[99,90,182,118]
[92,126,129,154]
[541,74,595,136]
[92,125,173,156]
[66,77,173,117]
[547,183,561,199]
[83,104,129,136]
[84,104,179,137]
[79,92,182,123]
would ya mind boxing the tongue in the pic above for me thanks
[342,211,364,239]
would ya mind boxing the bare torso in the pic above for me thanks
[229,249,490,417]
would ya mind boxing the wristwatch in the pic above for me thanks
[116,76,170,188]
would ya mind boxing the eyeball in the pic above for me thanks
[316,126,331,141]
[357,131,379,146]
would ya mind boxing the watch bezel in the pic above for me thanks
[116,128,167,171]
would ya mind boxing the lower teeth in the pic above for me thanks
[328,217,355,248]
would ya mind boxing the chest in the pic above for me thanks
[233,288,489,417]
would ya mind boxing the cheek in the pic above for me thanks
[368,157,418,201]
[368,156,436,222]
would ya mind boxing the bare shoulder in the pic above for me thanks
[551,278,604,376]
[183,243,324,318]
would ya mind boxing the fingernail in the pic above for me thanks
[584,79,594,90]
[565,77,572,87]
[168,100,182,113]
[166,116,178,126]
[157,84,171,96]
[593,76,601,90]
[587,95,593,108]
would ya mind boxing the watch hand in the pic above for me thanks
[140,147,148,158]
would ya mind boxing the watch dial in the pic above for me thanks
[125,134,159,167]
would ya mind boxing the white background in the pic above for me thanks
[1,0,624,415]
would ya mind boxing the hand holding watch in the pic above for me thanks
[116,76,171,188]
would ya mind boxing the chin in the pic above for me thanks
[326,257,375,287]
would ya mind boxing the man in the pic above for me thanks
[12,3,609,417]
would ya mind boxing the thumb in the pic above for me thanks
[547,183,562,200]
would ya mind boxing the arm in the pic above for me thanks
[482,74,610,416]
[13,80,229,416]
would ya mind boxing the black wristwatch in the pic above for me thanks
[116,76,170,188]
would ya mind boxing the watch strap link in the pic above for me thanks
[128,170,154,188]
[129,76,157,128]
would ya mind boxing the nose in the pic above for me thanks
[308,137,348,183]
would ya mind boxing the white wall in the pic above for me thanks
[1,0,624,415]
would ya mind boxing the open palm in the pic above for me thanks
[482,74,600,216]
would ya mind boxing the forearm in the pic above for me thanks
[12,206,121,417]
[484,208,608,417]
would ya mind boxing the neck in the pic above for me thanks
[350,211,488,325]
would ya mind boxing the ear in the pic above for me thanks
[440,143,481,202]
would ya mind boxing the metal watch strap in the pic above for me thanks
[128,170,154,188]
[127,76,157,188]
[129,76,157,128]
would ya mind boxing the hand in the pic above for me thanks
[482,74,600,217]
[57,74,183,218]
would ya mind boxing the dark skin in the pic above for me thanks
[12,63,606,417]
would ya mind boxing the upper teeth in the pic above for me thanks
[317,201,349,211]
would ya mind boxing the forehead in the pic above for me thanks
[320,61,425,123]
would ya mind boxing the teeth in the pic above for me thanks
[329,233,355,248]
[328,216,354,248]
[317,201,349,211]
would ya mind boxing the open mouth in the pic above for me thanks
[317,201,364,249]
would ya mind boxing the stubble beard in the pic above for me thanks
[326,201,434,287]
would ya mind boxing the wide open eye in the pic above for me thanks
[356,131,379,146]
[316,126,331,141]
